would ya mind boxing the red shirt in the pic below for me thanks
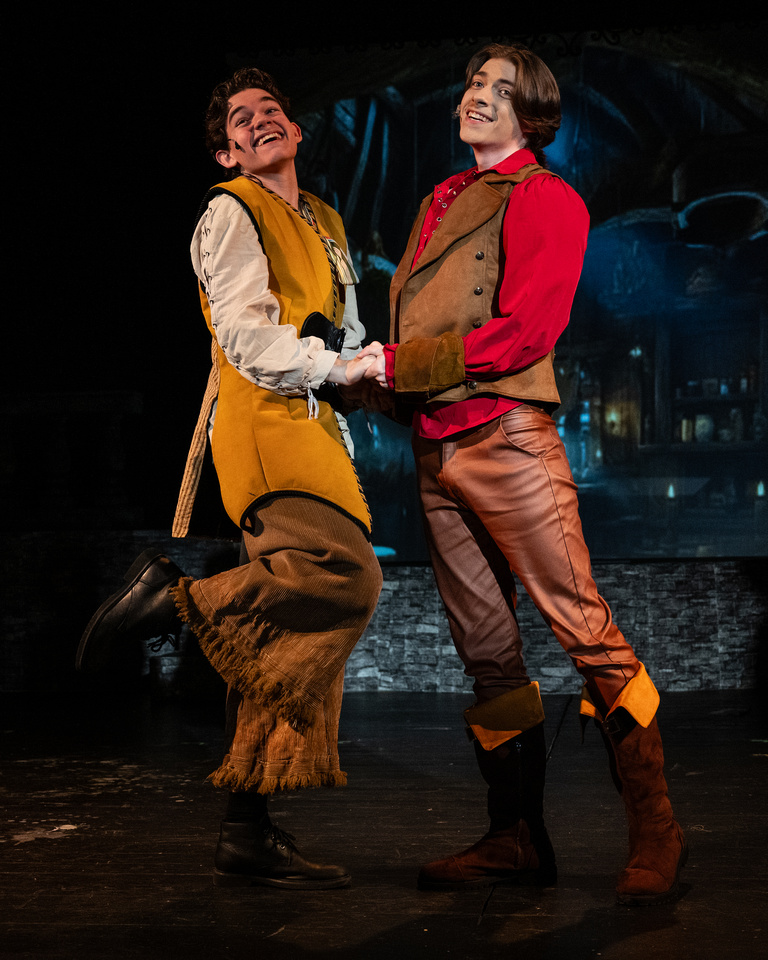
[385,148,589,439]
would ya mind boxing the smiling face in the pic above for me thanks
[215,88,302,177]
[459,58,528,169]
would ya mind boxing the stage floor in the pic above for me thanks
[2,688,766,959]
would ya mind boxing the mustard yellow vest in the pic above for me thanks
[173,177,371,536]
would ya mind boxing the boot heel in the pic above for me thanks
[213,869,253,888]
[534,863,558,887]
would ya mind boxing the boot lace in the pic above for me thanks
[265,823,299,852]
[147,632,181,653]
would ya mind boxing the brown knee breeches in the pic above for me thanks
[172,496,382,793]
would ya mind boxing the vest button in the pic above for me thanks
[472,320,482,328]
[467,381,477,389]
[474,287,483,295]
[475,251,484,260]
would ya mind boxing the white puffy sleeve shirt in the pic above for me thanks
[190,193,364,394]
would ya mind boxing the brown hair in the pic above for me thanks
[204,67,292,158]
[463,43,561,167]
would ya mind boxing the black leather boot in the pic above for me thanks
[479,722,557,883]
[213,819,351,890]
[418,722,557,890]
[76,549,185,672]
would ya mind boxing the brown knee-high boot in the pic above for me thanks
[583,665,687,906]
[602,711,688,905]
[418,684,557,891]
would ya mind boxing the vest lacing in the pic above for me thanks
[241,174,357,421]
[307,386,320,420]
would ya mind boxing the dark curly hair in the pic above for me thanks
[462,43,561,168]
[204,67,292,159]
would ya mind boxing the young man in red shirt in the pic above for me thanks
[362,43,686,905]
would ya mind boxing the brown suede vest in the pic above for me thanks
[389,164,561,406]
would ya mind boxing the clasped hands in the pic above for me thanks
[355,341,389,387]
[324,341,390,413]
[325,341,389,389]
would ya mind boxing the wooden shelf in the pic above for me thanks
[638,441,765,454]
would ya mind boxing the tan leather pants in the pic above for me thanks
[413,404,640,712]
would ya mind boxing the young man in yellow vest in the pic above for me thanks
[361,43,687,906]
[77,68,383,890]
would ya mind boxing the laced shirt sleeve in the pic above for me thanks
[190,194,341,395]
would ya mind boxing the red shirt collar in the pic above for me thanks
[483,147,538,176]
[439,147,538,192]
[414,148,539,269]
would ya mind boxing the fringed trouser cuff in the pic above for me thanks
[209,764,348,795]
[171,576,318,733]
[171,496,382,794]
[209,665,348,794]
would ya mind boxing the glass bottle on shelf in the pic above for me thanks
[753,406,767,443]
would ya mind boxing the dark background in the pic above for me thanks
[3,7,766,560]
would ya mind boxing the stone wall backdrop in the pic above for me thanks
[354,559,767,695]
[2,532,766,699]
